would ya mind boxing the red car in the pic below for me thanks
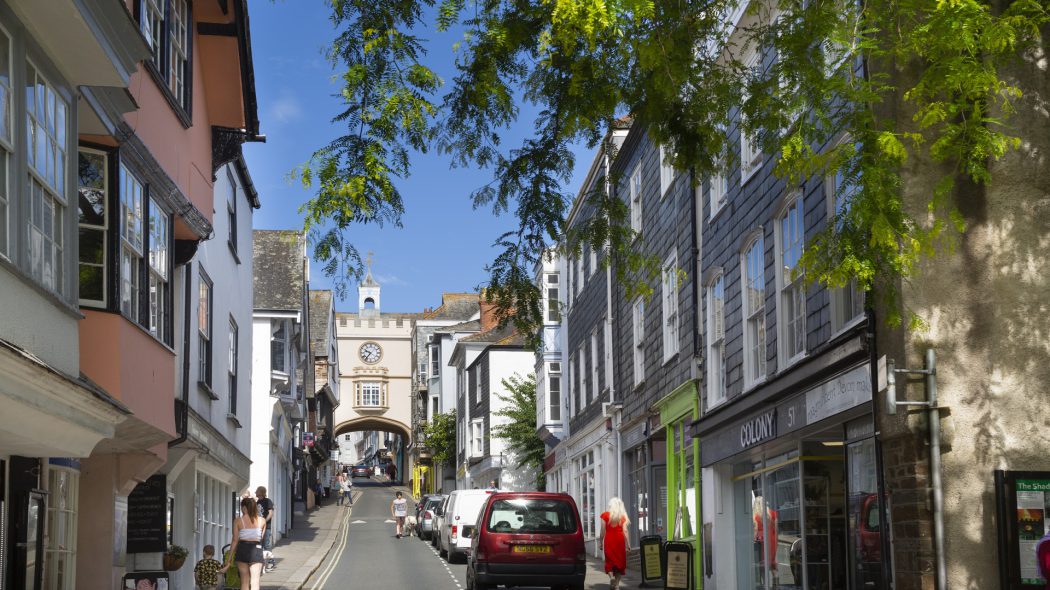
[466,492,585,590]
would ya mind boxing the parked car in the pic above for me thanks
[438,489,498,563]
[432,495,449,548]
[466,492,585,590]
[351,464,370,478]
[419,494,446,540]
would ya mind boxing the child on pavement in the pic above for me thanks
[193,544,222,590]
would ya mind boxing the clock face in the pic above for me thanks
[359,342,382,364]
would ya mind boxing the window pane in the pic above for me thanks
[148,199,168,277]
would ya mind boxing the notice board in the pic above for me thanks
[127,475,167,553]
[995,470,1050,589]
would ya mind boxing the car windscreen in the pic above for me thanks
[486,498,577,534]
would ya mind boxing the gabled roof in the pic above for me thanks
[436,319,481,334]
[422,292,480,320]
[309,290,333,357]
[253,230,305,311]
[459,323,525,346]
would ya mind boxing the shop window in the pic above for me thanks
[576,451,596,539]
[742,236,766,387]
[44,466,78,590]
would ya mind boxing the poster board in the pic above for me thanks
[121,571,169,590]
[639,535,665,586]
[664,541,693,590]
[127,475,167,553]
[994,470,1050,589]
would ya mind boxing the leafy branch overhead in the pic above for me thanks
[301,0,1049,327]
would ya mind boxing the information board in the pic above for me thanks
[994,470,1050,589]
[127,475,167,553]
[639,535,664,585]
[664,541,692,590]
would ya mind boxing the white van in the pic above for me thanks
[438,489,497,563]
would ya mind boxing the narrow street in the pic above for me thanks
[305,480,467,590]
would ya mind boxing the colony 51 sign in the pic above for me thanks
[739,410,776,449]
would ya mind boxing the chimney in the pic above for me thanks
[479,290,499,334]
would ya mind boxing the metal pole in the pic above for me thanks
[927,348,946,590]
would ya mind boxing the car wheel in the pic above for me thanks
[439,543,448,558]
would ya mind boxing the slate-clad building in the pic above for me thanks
[607,125,703,573]
[251,230,311,541]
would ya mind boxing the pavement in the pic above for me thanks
[259,476,645,590]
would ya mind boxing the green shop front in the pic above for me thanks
[655,380,702,589]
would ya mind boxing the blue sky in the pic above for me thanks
[243,1,592,314]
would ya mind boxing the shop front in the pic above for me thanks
[621,415,667,546]
[655,381,701,588]
[697,362,886,590]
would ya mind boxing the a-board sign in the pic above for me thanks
[664,541,693,590]
[639,535,664,585]
[127,475,167,553]
[995,470,1050,589]
[122,570,169,589]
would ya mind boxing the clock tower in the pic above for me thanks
[359,250,381,318]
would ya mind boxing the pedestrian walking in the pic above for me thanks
[255,486,276,572]
[599,497,631,590]
[219,496,267,590]
[193,544,222,590]
[341,476,354,507]
[331,473,342,503]
[391,491,408,538]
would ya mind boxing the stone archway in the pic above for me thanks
[333,416,411,482]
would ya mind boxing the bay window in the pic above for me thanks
[548,362,561,422]
[120,165,143,321]
[77,149,107,305]
[270,320,286,374]
[148,198,170,339]
[26,63,68,295]
[0,28,10,259]
[545,272,560,322]
[355,381,387,407]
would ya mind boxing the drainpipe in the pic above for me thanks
[926,348,946,590]
[169,262,193,447]
[604,143,623,500]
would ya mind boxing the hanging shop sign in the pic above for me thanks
[127,474,167,553]
[664,541,693,590]
[994,470,1050,589]
[700,362,871,466]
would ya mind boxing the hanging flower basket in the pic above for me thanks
[163,545,188,571]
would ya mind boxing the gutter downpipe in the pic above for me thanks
[169,262,193,447]
[604,144,622,500]
[927,348,946,590]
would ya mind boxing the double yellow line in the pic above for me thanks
[308,497,355,590]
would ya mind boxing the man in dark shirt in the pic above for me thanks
[256,486,276,571]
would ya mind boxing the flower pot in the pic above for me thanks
[163,554,186,571]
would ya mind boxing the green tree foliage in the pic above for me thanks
[423,409,457,466]
[492,374,546,489]
[301,0,1049,328]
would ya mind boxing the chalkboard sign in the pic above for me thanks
[127,475,167,553]
[664,541,693,590]
[639,535,665,587]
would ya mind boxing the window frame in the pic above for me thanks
[591,328,601,396]
[775,194,806,366]
[659,144,676,199]
[429,344,440,377]
[356,381,385,408]
[826,135,865,334]
[632,297,645,387]
[147,196,171,341]
[470,418,484,457]
[226,166,238,257]
[740,50,764,184]
[270,319,287,375]
[77,147,109,307]
[197,268,213,389]
[228,316,238,415]
[741,235,767,388]
[629,163,642,233]
[545,272,560,323]
[135,0,194,122]
[706,273,727,408]
[548,362,562,422]
[662,253,680,362]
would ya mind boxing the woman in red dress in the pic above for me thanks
[599,497,631,590]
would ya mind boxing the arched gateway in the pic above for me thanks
[334,262,419,484]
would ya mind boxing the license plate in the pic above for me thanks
[512,545,552,554]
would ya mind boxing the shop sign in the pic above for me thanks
[739,410,776,449]
[664,541,693,590]
[700,362,871,466]
[127,475,167,553]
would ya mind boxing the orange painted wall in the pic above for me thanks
[122,43,214,228]
[79,311,177,438]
